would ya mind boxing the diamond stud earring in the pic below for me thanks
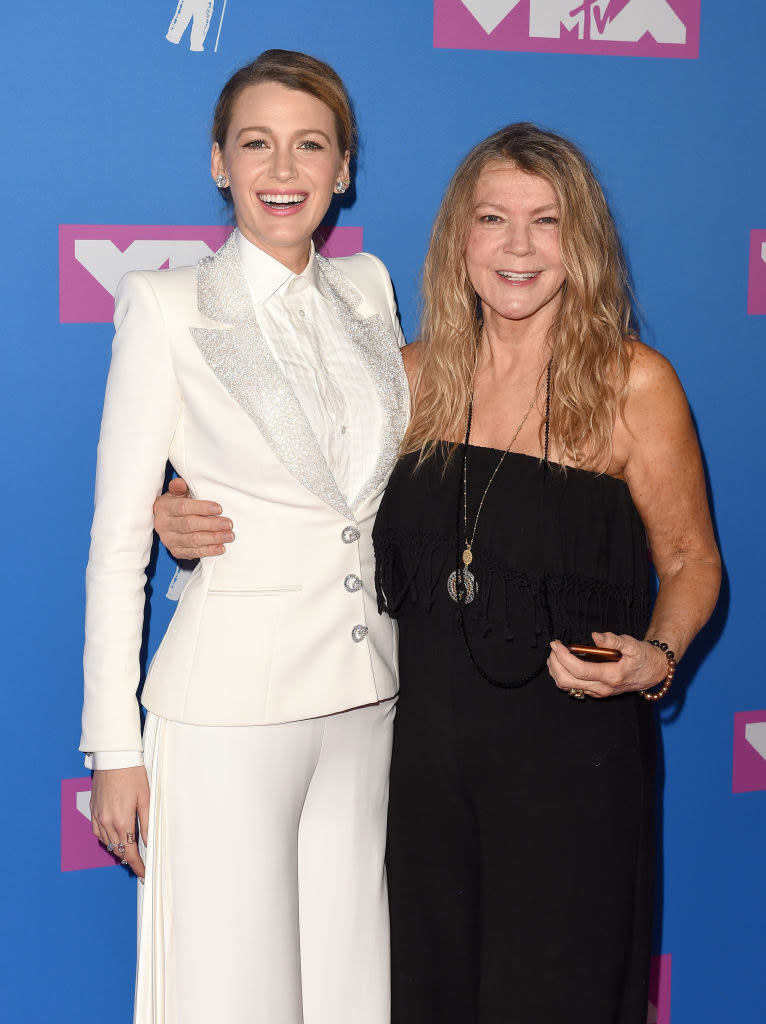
[215,173,228,189]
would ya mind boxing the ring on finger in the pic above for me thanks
[106,842,115,853]
[568,688,586,700]
[121,858,128,866]
[117,842,126,855]
[126,833,136,845]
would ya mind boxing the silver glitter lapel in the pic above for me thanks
[191,236,354,519]
[316,255,410,513]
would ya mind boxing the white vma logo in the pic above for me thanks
[74,240,218,297]
[75,790,92,822]
[462,0,687,41]
[166,0,229,53]
[745,722,766,759]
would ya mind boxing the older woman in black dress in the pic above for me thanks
[374,123,720,1023]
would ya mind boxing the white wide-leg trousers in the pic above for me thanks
[134,699,395,1024]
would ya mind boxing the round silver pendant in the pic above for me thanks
[447,567,477,604]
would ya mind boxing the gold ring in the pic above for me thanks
[568,688,586,700]
[126,833,136,844]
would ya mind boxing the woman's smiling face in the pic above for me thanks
[464,163,566,332]
[212,81,349,273]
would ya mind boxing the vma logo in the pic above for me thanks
[61,778,119,871]
[166,0,228,53]
[648,953,672,1023]
[747,230,766,315]
[434,0,700,58]
[59,225,364,324]
[732,710,766,792]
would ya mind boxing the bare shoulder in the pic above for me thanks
[401,339,423,386]
[620,340,691,438]
[625,339,685,403]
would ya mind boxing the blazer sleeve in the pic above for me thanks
[80,271,183,754]
[358,252,407,348]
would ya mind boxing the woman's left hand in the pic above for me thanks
[547,632,668,699]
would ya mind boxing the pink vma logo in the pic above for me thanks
[648,954,671,1023]
[59,225,364,324]
[434,0,699,58]
[61,778,118,871]
[732,710,766,792]
[747,231,766,315]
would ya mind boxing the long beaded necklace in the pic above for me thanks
[451,359,553,690]
[447,359,552,604]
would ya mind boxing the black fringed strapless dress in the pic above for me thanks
[374,446,657,1024]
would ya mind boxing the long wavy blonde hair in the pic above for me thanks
[401,123,636,471]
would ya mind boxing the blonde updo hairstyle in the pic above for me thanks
[401,122,635,472]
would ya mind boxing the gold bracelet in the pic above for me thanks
[640,640,676,702]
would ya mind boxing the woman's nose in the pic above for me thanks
[503,224,534,257]
[270,146,296,181]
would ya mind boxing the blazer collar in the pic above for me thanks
[192,233,408,517]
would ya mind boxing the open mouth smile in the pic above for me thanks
[496,270,541,283]
[257,192,308,214]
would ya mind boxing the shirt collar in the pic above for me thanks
[234,229,320,307]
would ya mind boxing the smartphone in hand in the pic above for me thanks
[566,644,622,663]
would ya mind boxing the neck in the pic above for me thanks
[237,225,312,275]
[477,311,552,380]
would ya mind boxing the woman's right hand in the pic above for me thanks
[90,766,150,879]
[153,477,234,559]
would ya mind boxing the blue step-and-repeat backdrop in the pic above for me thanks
[1,2,764,1021]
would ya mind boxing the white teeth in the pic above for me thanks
[497,271,538,280]
[258,193,306,204]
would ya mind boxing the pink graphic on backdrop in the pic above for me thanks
[647,954,671,1023]
[61,778,118,871]
[732,710,766,793]
[434,0,699,58]
[747,231,766,315]
[59,224,364,323]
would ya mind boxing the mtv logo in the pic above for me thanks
[747,230,766,315]
[59,225,364,324]
[61,777,119,871]
[434,0,700,58]
[732,710,766,792]
[647,953,671,1023]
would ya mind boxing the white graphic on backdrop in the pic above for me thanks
[74,240,217,297]
[166,0,229,53]
[745,721,766,759]
[461,0,686,42]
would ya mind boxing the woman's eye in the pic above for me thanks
[243,138,268,150]
[536,216,558,225]
[299,139,324,151]
[480,214,501,223]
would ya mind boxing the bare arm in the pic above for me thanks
[548,343,721,697]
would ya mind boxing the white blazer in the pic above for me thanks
[81,235,410,754]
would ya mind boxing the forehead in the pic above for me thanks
[473,163,557,206]
[228,81,337,134]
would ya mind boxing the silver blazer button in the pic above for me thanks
[351,625,369,642]
[344,574,363,593]
[341,525,360,543]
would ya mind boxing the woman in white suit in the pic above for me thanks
[82,49,409,1024]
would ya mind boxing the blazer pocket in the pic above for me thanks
[188,587,301,701]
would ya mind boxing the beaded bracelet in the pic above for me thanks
[640,639,676,702]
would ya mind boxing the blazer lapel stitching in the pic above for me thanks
[191,238,353,519]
